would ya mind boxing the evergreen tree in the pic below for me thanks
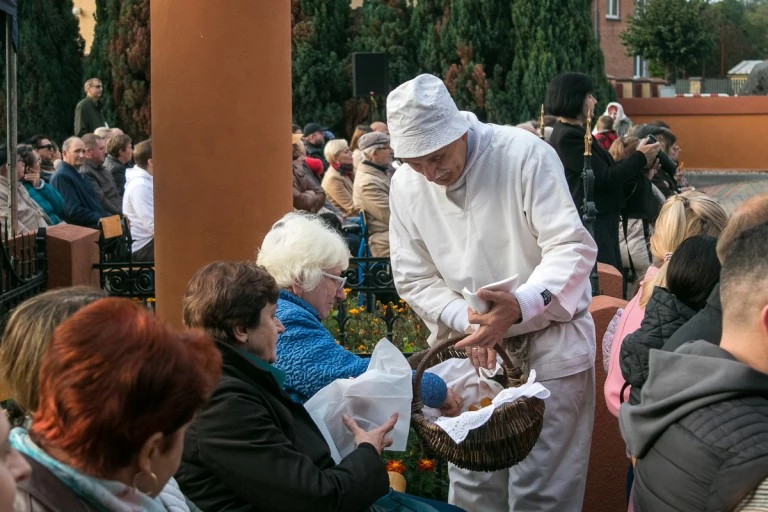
[107,0,150,139]
[292,0,351,133]
[621,0,716,81]
[353,0,417,89]
[83,0,116,126]
[503,0,613,123]
[0,0,84,143]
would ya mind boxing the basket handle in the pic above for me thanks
[411,334,520,413]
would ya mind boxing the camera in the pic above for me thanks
[645,134,678,176]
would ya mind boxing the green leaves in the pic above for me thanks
[621,0,716,80]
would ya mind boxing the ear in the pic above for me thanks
[290,283,303,297]
[136,431,164,474]
[760,304,768,337]
[232,325,248,344]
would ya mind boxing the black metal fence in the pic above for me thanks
[93,221,155,310]
[0,226,47,326]
[674,77,748,95]
[334,257,409,350]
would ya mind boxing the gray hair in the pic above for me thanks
[256,213,350,292]
[61,137,83,153]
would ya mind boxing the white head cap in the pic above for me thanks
[386,74,469,159]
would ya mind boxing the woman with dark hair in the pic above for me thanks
[16,144,65,225]
[546,72,660,275]
[178,261,464,512]
[620,235,721,404]
[350,124,372,172]
[11,298,220,511]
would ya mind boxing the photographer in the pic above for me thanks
[632,125,690,198]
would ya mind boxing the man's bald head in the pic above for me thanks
[370,122,389,135]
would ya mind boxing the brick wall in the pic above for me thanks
[592,0,636,78]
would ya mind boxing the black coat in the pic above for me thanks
[176,341,388,512]
[620,286,697,405]
[549,121,646,216]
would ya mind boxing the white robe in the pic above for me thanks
[389,113,597,381]
[389,113,598,511]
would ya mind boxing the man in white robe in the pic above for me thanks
[387,74,597,511]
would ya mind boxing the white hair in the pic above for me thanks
[362,145,379,161]
[256,213,350,292]
[93,127,111,138]
[323,139,349,164]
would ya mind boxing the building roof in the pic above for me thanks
[728,60,765,76]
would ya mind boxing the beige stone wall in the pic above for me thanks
[73,0,96,55]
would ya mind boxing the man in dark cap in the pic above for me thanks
[302,123,328,172]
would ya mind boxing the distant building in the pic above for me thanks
[591,0,647,79]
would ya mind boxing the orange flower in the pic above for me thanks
[386,460,406,474]
[417,459,436,471]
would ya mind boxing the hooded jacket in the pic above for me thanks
[620,286,697,405]
[663,284,722,353]
[619,341,768,512]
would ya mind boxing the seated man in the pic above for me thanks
[620,221,768,512]
[26,135,56,181]
[51,137,109,228]
[81,133,121,215]
[104,133,132,198]
[353,132,392,257]
[0,145,50,233]
[122,139,154,262]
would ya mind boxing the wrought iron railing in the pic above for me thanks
[334,257,405,349]
[93,219,155,311]
[0,226,47,326]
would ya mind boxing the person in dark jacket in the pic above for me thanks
[179,262,463,512]
[81,134,122,215]
[619,222,768,512]
[74,78,108,137]
[302,122,329,171]
[664,192,768,353]
[50,137,110,228]
[546,72,660,275]
[104,133,133,198]
[620,235,721,404]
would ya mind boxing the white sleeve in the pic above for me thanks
[517,141,597,321]
[389,179,464,339]
[134,179,154,233]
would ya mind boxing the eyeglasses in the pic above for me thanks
[36,144,53,151]
[321,271,347,292]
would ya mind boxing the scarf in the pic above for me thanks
[10,428,191,512]
[330,161,354,176]
[361,160,389,173]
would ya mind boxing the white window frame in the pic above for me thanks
[607,0,620,19]
[633,55,648,78]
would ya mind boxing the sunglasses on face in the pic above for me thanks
[36,144,53,151]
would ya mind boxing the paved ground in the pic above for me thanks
[686,171,768,215]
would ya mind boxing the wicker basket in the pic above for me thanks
[409,335,545,472]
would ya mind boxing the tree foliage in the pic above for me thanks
[82,0,150,140]
[0,0,84,143]
[291,0,351,133]
[621,0,716,80]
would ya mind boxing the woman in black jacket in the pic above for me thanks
[177,261,464,512]
[620,235,721,404]
[546,72,660,275]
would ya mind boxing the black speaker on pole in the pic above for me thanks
[352,53,389,97]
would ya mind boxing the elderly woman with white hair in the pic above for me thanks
[321,139,357,217]
[256,212,461,414]
[353,132,393,257]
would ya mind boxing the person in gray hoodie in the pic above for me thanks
[620,221,768,512]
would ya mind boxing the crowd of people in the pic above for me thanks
[0,70,764,512]
[1,78,154,261]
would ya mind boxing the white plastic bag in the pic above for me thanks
[304,339,412,463]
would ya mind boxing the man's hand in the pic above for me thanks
[439,388,463,417]
[342,413,398,455]
[455,289,521,370]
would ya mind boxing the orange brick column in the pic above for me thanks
[150,1,292,326]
